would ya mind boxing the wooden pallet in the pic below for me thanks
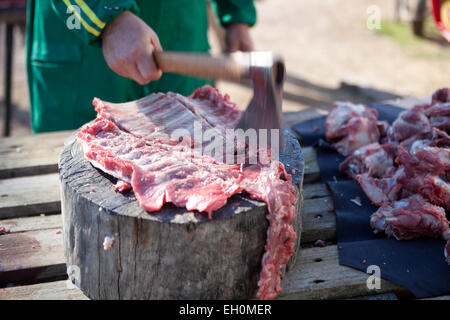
[0,123,448,300]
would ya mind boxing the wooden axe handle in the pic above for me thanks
[153,51,249,82]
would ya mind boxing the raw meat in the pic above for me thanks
[78,85,297,300]
[370,195,449,241]
[355,168,405,206]
[395,145,450,176]
[325,102,380,156]
[432,88,450,104]
[339,142,395,178]
[424,102,450,131]
[93,86,241,149]
[325,102,378,139]
[78,118,245,215]
[418,176,450,210]
[387,106,431,144]
[325,87,450,265]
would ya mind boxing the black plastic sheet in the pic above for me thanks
[291,104,450,298]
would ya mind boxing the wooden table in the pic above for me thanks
[0,112,448,300]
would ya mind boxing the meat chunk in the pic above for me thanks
[325,102,378,139]
[395,145,450,176]
[398,127,450,155]
[332,117,381,156]
[325,102,380,156]
[339,143,395,178]
[425,102,450,131]
[387,106,432,144]
[370,195,449,241]
[418,176,450,210]
[355,167,405,206]
[431,88,450,104]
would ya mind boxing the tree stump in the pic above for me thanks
[59,130,304,300]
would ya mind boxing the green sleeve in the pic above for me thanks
[50,0,140,45]
[212,0,257,27]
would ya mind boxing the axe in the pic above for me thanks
[154,51,286,151]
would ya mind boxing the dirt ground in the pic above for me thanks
[1,0,450,136]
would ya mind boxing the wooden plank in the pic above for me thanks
[0,173,61,219]
[302,182,330,200]
[0,214,62,234]
[300,183,337,243]
[0,131,71,179]
[303,147,320,183]
[278,245,404,300]
[301,197,336,243]
[0,280,88,300]
[0,229,65,284]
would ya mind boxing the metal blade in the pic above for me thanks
[235,52,285,154]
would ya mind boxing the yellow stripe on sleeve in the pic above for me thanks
[74,0,106,29]
[63,0,101,37]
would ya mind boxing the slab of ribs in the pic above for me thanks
[77,85,298,300]
[325,88,450,265]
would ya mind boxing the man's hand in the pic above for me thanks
[225,23,254,52]
[102,11,162,85]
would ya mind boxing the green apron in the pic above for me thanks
[26,0,256,133]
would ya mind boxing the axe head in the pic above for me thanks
[235,52,286,154]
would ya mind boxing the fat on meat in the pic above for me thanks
[418,176,450,211]
[395,145,450,176]
[387,106,432,144]
[370,195,449,241]
[339,142,395,178]
[355,167,405,206]
[93,86,241,149]
[325,102,380,156]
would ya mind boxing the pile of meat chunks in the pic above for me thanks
[325,88,450,265]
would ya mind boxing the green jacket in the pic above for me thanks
[26,0,256,133]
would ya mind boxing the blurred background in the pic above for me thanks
[1,0,449,136]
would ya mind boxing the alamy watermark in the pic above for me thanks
[367,5,382,30]
[66,264,81,289]
[66,5,81,30]
[366,265,381,290]
[164,121,281,165]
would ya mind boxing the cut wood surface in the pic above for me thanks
[0,173,61,219]
[0,280,88,300]
[0,131,71,179]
